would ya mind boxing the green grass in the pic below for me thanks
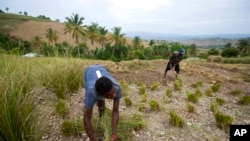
[169,110,186,127]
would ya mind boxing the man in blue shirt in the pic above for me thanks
[83,64,122,141]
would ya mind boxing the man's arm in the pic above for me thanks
[111,100,120,140]
[83,106,97,141]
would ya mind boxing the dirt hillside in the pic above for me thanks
[39,60,250,141]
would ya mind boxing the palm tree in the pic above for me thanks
[64,13,86,57]
[45,28,58,44]
[87,22,99,45]
[109,27,126,56]
[31,36,44,52]
[97,26,109,48]
[132,36,142,50]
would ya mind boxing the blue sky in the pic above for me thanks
[1,0,250,35]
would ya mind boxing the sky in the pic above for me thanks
[1,0,250,35]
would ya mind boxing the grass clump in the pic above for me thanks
[174,77,183,91]
[124,97,133,106]
[151,81,160,91]
[191,81,203,88]
[238,95,250,105]
[229,89,242,96]
[149,100,160,111]
[216,98,226,106]
[55,99,69,117]
[138,84,146,95]
[165,88,173,97]
[211,83,221,93]
[138,103,147,112]
[214,112,233,132]
[186,91,199,103]
[210,102,219,113]
[120,81,129,96]
[140,93,148,102]
[186,103,195,113]
[169,110,186,127]
[61,118,84,136]
[205,89,213,97]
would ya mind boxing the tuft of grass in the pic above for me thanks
[55,99,69,117]
[169,110,186,127]
[191,81,203,88]
[211,83,221,93]
[186,91,199,103]
[214,112,233,132]
[165,88,173,97]
[174,77,183,91]
[151,81,160,91]
[205,89,213,97]
[138,84,146,95]
[148,100,160,111]
[186,103,195,113]
[127,60,150,70]
[124,97,133,106]
[120,81,129,96]
[138,103,147,112]
[238,95,250,105]
[61,118,84,136]
[140,93,148,102]
[229,89,242,96]
[195,89,203,97]
[216,98,226,106]
[210,102,219,113]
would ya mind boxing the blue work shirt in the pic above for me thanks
[83,64,122,109]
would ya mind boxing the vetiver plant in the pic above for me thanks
[140,93,148,102]
[169,110,186,127]
[191,81,203,88]
[205,89,213,97]
[55,99,69,117]
[0,55,45,141]
[186,90,199,103]
[174,77,183,91]
[61,118,84,136]
[165,88,173,97]
[211,83,221,93]
[151,81,160,91]
[138,84,146,95]
[186,103,195,113]
[238,95,250,105]
[214,112,233,132]
[120,81,129,96]
[124,97,133,106]
[149,100,160,111]
[216,98,226,106]
[229,89,242,96]
[210,102,219,113]
[138,103,147,112]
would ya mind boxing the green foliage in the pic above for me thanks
[216,98,226,106]
[124,97,133,106]
[211,83,221,93]
[214,112,233,132]
[55,99,69,116]
[169,110,186,127]
[149,100,160,111]
[191,81,203,88]
[174,77,183,91]
[61,119,84,136]
[138,84,146,95]
[208,48,220,55]
[186,91,199,103]
[165,88,173,97]
[186,103,195,113]
[151,81,160,91]
[229,89,242,96]
[221,47,239,57]
[210,102,219,113]
[238,95,250,105]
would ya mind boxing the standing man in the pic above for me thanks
[83,64,122,141]
[163,48,185,78]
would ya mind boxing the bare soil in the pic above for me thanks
[39,60,250,141]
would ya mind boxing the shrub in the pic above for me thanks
[221,48,239,57]
[169,110,185,127]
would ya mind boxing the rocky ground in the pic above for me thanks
[39,60,250,141]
